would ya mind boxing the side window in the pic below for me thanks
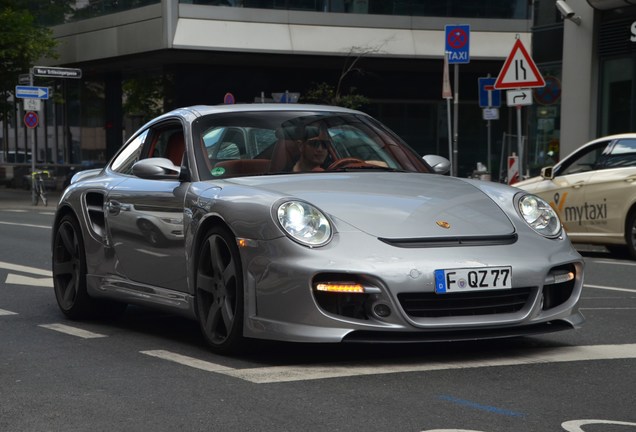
[150,127,185,166]
[110,130,149,174]
[559,142,608,176]
[604,138,636,168]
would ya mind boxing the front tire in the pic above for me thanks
[195,225,246,354]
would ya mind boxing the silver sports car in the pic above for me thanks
[52,104,585,354]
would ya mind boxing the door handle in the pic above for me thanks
[572,182,585,189]
[106,200,130,215]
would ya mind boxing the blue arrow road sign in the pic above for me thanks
[478,77,501,108]
[445,24,470,64]
[15,85,49,99]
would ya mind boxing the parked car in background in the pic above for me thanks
[516,133,636,258]
[52,104,584,354]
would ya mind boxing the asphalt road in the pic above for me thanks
[1,196,635,432]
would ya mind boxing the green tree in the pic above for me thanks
[302,46,375,110]
[0,2,58,122]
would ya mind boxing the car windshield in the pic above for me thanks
[192,111,429,180]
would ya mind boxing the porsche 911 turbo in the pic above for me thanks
[52,104,585,354]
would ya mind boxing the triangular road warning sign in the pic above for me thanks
[494,39,545,89]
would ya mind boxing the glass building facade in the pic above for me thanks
[1,0,533,187]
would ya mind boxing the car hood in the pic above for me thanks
[228,173,515,239]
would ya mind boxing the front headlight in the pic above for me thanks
[517,194,561,238]
[277,201,332,247]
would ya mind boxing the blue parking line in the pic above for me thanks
[438,395,525,418]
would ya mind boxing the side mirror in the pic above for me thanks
[132,158,181,180]
[423,155,451,175]
[540,166,554,180]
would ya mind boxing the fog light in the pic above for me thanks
[545,271,574,285]
[373,302,391,318]
[316,282,365,293]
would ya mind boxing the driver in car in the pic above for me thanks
[293,127,329,172]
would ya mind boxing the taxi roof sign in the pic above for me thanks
[494,39,545,89]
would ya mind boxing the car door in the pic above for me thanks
[533,141,610,236]
[582,138,636,239]
[105,121,189,292]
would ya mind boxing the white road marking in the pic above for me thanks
[142,344,636,384]
[39,323,107,339]
[561,419,636,431]
[0,308,18,316]
[0,261,51,277]
[1,210,28,213]
[140,350,234,372]
[0,220,51,229]
[421,430,483,432]
[591,259,636,266]
[584,284,636,293]
[5,274,53,287]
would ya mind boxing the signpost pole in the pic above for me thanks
[487,76,493,173]
[29,71,36,205]
[452,63,459,177]
[442,52,453,176]
[517,106,523,180]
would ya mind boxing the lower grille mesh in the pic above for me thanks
[398,287,532,318]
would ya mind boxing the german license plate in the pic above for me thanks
[434,266,512,294]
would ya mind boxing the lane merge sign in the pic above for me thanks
[32,66,82,79]
[15,85,49,99]
[445,24,470,64]
[494,38,545,89]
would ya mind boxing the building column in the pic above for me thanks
[105,72,123,159]
[559,0,596,156]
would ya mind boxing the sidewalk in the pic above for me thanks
[0,186,63,210]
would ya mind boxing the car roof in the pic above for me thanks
[179,103,363,117]
[583,133,636,146]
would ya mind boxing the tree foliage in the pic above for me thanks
[0,2,58,121]
[303,82,368,110]
[301,46,379,110]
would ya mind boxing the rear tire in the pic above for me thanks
[625,210,636,260]
[195,225,246,354]
[52,214,125,319]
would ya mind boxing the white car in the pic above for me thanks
[516,133,636,258]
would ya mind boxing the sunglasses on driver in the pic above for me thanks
[304,139,329,149]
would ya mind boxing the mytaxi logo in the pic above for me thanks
[552,192,568,213]
[552,192,608,226]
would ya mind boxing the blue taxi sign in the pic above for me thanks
[445,25,470,64]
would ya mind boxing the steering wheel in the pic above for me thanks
[327,158,366,170]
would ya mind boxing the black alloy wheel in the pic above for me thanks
[196,225,245,353]
[626,211,636,260]
[52,214,94,318]
[52,214,125,318]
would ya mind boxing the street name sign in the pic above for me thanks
[15,85,49,99]
[445,24,470,64]
[494,39,545,89]
[32,66,82,79]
